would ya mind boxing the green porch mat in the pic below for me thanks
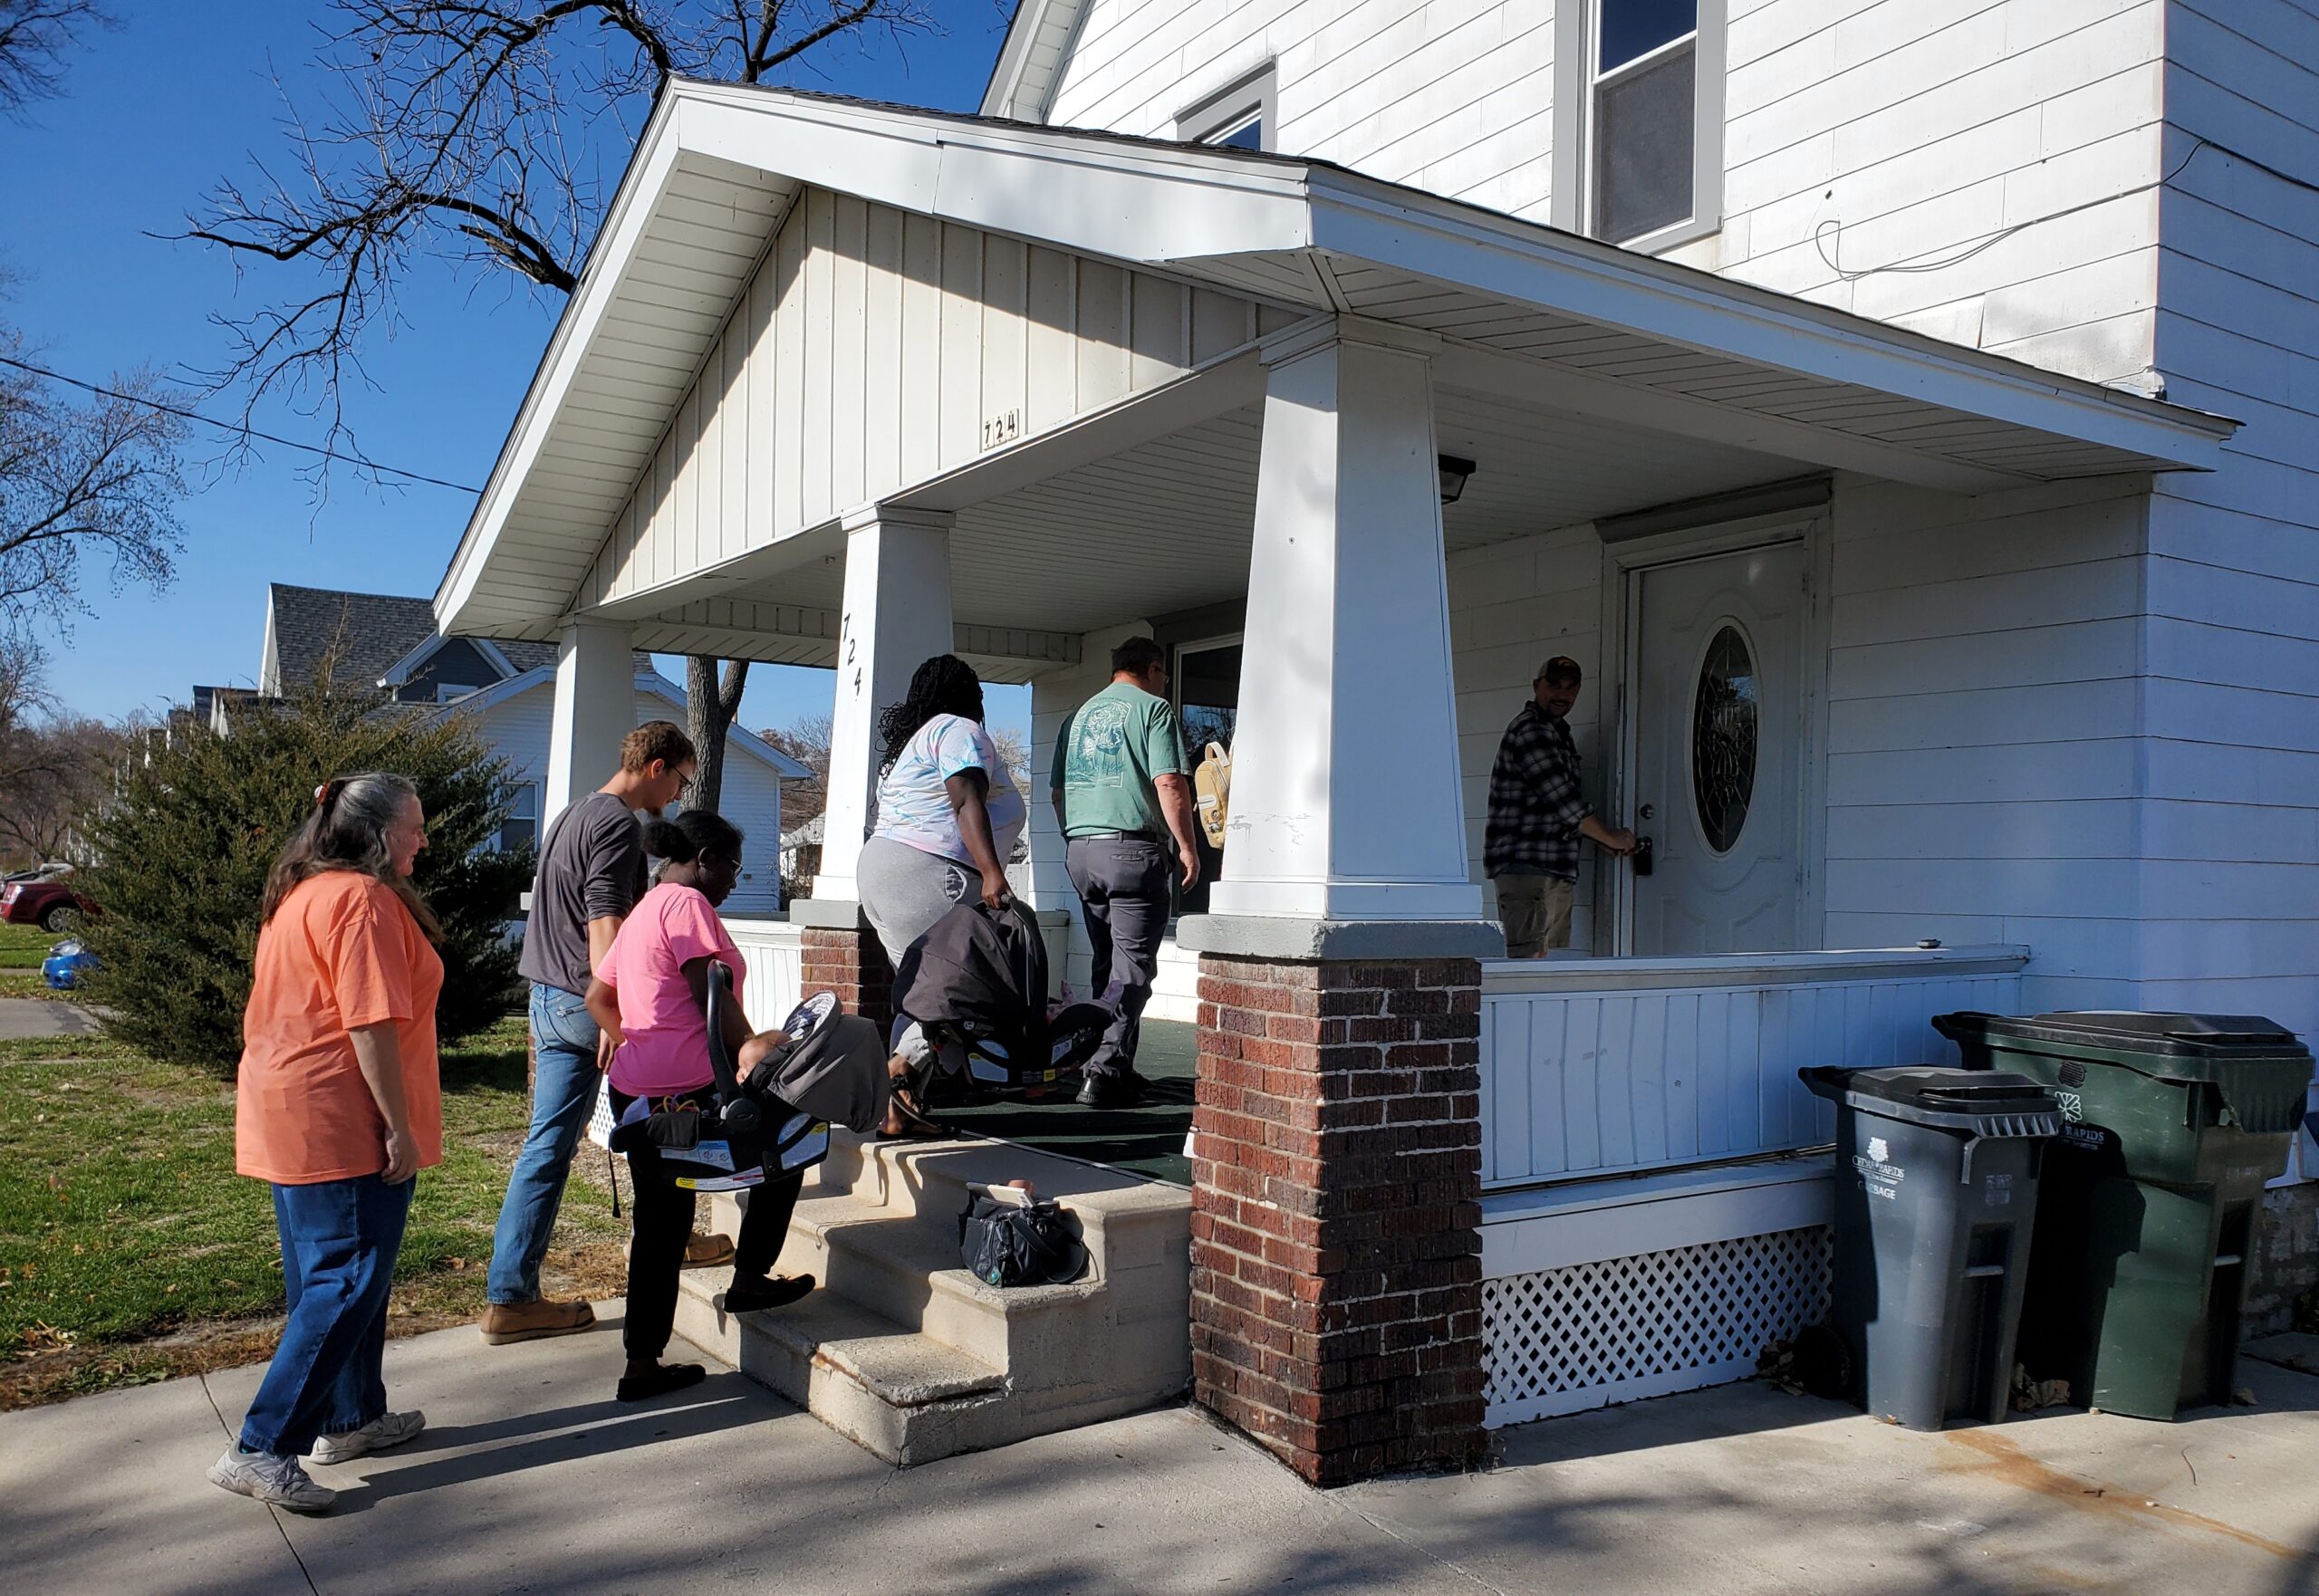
[933,1018,1196,1187]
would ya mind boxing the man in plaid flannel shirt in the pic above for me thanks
[1486,657,1636,956]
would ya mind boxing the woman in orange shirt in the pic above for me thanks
[207,774,443,1516]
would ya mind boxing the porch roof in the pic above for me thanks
[437,79,2237,647]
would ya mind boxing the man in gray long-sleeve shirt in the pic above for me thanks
[482,721,695,1344]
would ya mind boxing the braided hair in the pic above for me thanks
[875,654,986,774]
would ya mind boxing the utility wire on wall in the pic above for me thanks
[0,352,483,494]
[1813,136,2319,285]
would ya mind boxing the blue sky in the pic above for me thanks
[3,2,1023,741]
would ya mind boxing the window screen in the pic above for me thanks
[1591,0,1700,243]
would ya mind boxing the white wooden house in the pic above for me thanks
[253,583,807,914]
[427,2,2319,1477]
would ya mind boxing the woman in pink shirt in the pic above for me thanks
[586,811,813,1401]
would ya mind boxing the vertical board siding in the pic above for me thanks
[577,196,1258,610]
[725,918,804,1031]
[1478,969,2022,1187]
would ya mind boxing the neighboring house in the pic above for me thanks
[423,5,2319,1477]
[236,583,807,915]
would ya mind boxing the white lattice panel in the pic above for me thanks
[1483,1225,1833,1427]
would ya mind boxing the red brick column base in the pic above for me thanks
[1190,953,1487,1485]
[801,923,894,1033]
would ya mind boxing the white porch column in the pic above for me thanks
[544,618,636,825]
[811,505,956,902]
[1206,321,1486,926]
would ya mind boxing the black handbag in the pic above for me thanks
[957,1188,1086,1287]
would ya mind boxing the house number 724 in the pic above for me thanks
[982,409,1020,450]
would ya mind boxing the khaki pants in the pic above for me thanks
[1496,873,1575,957]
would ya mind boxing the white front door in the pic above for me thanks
[1630,541,1806,956]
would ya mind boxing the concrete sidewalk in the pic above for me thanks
[0,998,97,1040]
[6,1308,2316,1596]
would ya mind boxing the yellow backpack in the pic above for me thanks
[1193,741,1232,849]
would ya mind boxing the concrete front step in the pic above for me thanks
[670,1278,1009,1466]
[673,1129,1192,1466]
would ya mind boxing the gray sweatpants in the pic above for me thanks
[1064,835,1173,1078]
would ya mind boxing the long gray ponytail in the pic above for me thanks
[260,771,441,943]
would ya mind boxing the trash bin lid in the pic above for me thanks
[1800,1065,2060,1136]
[1937,1010,2312,1067]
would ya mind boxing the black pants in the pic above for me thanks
[1064,835,1173,1078]
[611,1087,802,1363]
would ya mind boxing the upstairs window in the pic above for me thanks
[1557,0,1725,249]
[1179,64,1276,153]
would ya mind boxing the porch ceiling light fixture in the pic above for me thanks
[1438,454,1477,505]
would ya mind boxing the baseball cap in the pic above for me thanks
[1535,656,1583,684]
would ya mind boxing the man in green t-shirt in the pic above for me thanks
[1051,636,1202,1108]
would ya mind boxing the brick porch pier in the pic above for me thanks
[1189,953,1487,1485]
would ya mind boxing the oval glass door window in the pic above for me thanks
[1691,623,1759,854]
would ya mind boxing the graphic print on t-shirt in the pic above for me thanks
[1070,700,1132,790]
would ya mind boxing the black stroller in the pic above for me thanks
[890,899,1115,1115]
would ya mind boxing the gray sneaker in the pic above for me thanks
[207,1447,337,1514]
[309,1409,427,1466]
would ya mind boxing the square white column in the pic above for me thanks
[811,505,956,902]
[1207,322,1486,925]
[544,618,637,825]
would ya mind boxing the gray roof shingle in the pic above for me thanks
[267,584,441,693]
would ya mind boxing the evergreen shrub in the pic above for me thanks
[79,676,532,1074]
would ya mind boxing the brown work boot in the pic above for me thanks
[478,1298,596,1345]
[682,1232,736,1270]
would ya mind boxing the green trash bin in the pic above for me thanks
[1932,1011,2309,1419]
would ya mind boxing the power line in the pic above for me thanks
[0,353,483,494]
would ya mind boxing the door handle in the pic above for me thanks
[1631,837,1654,877]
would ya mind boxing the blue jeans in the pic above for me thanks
[486,984,602,1304]
[239,1174,413,1457]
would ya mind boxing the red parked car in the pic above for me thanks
[1,873,96,933]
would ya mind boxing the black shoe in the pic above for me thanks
[1076,1070,1142,1110]
[616,1361,706,1402]
[723,1273,815,1313]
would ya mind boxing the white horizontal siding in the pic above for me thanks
[2139,0,2319,1045]
[458,677,784,918]
[1823,475,2152,1010]
[1447,523,1609,948]
[1044,0,2166,385]
[1700,0,2167,385]
[1049,1,1562,220]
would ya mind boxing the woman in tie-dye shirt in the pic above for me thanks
[855,654,1025,1134]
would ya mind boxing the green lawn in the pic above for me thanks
[0,923,60,970]
[0,1016,630,1407]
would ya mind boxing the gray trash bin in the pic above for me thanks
[1800,1066,2062,1429]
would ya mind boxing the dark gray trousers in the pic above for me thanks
[1064,835,1173,1077]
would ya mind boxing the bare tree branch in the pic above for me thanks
[0,0,110,119]
[185,0,943,841]
[0,327,187,643]
[180,0,936,447]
